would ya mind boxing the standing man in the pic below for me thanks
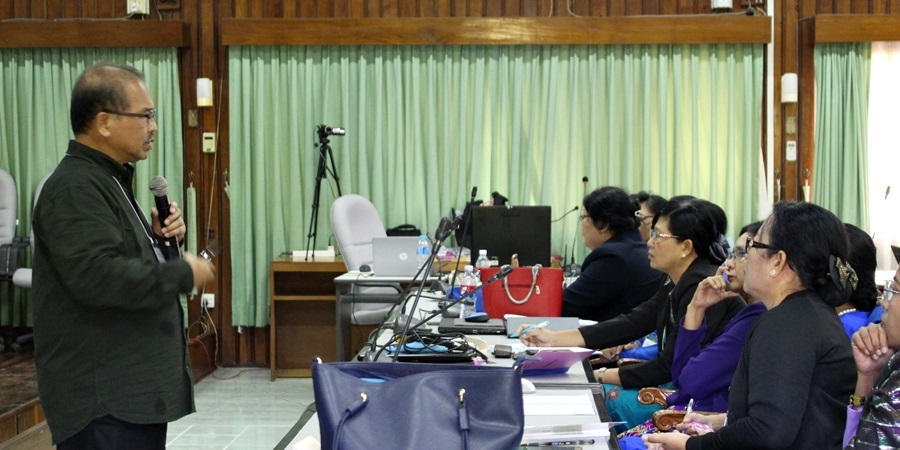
[32,63,215,449]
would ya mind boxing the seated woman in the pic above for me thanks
[631,191,667,243]
[620,222,766,444]
[644,201,857,450]
[843,265,900,448]
[837,224,878,338]
[562,187,663,323]
[519,198,745,428]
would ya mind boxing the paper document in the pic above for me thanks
[521,347,594,375]
[523,393,596,416]
[521,422,614,444]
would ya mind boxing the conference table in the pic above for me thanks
[284,291,621,450]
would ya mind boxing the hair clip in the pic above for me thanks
[829,255,859,292]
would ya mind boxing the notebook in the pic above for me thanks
[372,236,422,277]
[437,318,507,335]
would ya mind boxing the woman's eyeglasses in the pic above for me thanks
[635,211,654,225]
[883,280,900,303]
[746,236,777,253]
[649,229,680,242]
[727,248,749,262]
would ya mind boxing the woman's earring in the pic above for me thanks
[770,269,777,277]
[681,254,686,258]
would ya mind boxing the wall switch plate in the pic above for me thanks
[201,293,215,309]
[127,0,150,15]
[786,140,797,161]
[202,132,216,153]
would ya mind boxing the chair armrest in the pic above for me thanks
[638,387,675,406]
[651,409,718,432]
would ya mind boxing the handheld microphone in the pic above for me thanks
[551,206,580,223]
[149,176,181,260]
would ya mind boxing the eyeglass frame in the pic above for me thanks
[635,210,654,225]
[746,236,777,253]
[649,229,681,242]
[103,108,157,126]
[726,248,749,262]
[883,280,900,303]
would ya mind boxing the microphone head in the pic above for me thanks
[471,186,478,199]
[582,176,589,184]
[149,176,169,197]
[498,264,514,278]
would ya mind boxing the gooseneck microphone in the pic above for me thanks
[551,206,580,223]
[149,176,181,260]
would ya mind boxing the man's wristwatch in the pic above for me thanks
[850,394,868,409]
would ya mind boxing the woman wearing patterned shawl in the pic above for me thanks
[843,265,900,449]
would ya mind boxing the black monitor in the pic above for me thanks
[470,206,551,267]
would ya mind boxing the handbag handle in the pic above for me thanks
[502,265,541,305]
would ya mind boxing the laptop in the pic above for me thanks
[505,317,580,337]
[372,236,422,277]
[438,317,507,335]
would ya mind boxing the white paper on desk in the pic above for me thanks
[523,393,596,416]
[522,422,613,441]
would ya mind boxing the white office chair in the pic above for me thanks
[12,171,52,289]
[0,169,19,278]
[330,194,400,325]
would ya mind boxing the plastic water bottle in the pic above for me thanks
[475,249,491,270]
[416,234,430,268]
[458,265,478,318]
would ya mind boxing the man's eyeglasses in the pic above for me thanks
[746,236,777,253]
[649,229,680,242]
[727,248,749,262]
[104,108,156,126]
[883,280,900,303]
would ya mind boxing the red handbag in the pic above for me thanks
[479,265,564,318]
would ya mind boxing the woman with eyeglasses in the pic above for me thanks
[644,201,856,450]
[843,267,900,448]
[518,198,745,427]
[631,191,668,243]
[619,222,766,445]
[836,224,878,338]
[562,187,664,323]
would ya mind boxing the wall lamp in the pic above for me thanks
[197,78,213,107]
[781,73,798,104]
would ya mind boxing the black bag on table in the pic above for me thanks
[386,224,421,237]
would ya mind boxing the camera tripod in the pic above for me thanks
[304,125,343,261]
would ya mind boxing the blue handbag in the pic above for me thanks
[312,359,525,450]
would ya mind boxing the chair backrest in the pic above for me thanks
[29,171,53,250]
[330,194,388,271]
[0,169,17,246]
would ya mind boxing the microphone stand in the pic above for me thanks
[383,265,513,362]
[443,186,478,296]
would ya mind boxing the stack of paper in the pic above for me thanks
[520,422,612,446]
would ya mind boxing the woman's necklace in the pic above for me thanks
[837,308,857,317]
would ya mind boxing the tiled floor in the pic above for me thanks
[165,368,314,450]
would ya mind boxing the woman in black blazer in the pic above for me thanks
[562,186,663,322]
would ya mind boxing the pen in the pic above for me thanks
[512,321,550,338]
[686,398,694,415]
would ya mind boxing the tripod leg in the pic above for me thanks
[323,144,342,197]
[304,148,329,260]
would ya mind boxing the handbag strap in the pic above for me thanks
[502,265,541,305]
[332,393,368,450]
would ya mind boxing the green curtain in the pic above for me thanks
[229,44,764,327]
[812,43,871,229]
[0,47,184,326]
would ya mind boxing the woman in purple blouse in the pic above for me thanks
[620,222,765,443]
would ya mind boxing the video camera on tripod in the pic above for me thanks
[317,124,345,137]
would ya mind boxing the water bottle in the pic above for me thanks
[416,234,430,268]
[475,249,491,270]
[458,265,478,318]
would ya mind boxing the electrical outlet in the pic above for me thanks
[202,132,216,153]
[127,0,150,15]
[201,293,215,309]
